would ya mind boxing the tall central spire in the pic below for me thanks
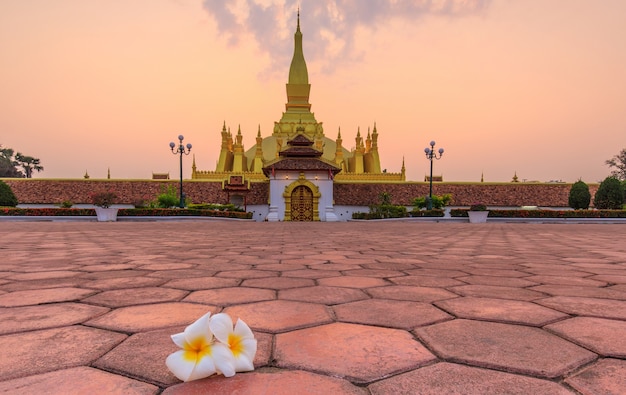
[288,9,308,85]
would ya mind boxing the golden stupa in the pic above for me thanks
[192,11,404,184]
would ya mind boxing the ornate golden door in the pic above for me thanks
[290,185,314,221]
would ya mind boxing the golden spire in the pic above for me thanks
[288,8,308,85]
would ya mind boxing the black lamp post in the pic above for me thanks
[169,135,192,208]
[424,140,444,210]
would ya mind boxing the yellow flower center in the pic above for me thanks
[228,333,244,357]
[182,337,212,362]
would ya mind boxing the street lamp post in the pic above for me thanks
[169,135,192,208]
[424,140,444,210]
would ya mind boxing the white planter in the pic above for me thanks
[468,211,489,223]
[95,207,118,222]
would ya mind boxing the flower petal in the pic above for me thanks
[166,350,198,382]
[184,312,212,344]
[233,318,254,340]
[209,313,234,344]
[211,342,236,377]
[170,332,187,349]
[233,338,257,372]
[187,350,217,381]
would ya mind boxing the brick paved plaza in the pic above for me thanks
[0,221,625,394]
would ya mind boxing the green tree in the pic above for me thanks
[0,146,23,177]
[14,152,44,178]
[593,176,624,209]
[606,148,626,181]
[0,180,18,206]
[568,180,591,210]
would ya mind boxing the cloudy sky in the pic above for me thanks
[1,0,624,182]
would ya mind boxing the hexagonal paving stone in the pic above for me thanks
[536,296,626,320]
[318,276,390,288]
[281,269,342,279]
[455,275,538,287]
[5,270,82,281]
[528,284,626,300]
[367,285,457,302]
[279,285,368,305]
[368,362,573,394]
[524,275,607,287]
[415,319,596,378]
[162,369,368,395]
[82,287,188,307]
[163,276,241,290]
[0,302,109,335]
[342,269,406,278]
[242,277,316,290]
[85,302,216,333]
[216,270,279,279]
[275,322,436,384]
[565,358,626,395]
[83,276,167,290]
[390,275,465,287]
[333,299,452,329]
[0,287,97,307]
[0,366,158,394]
[184,287,275,306]
[546,317,626,357]
[434,297,568,326]
[448,284,546,301]
[0,326,126,381]
[223,300,333,334]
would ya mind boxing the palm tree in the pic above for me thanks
[14,152,44,178]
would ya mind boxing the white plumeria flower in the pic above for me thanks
[209,313,258,372]
[166,312,236,382]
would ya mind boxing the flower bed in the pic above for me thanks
[0,207,253,219]
[450,209,626,218]
[409,209,445,217]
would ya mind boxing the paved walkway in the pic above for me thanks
[0,221,625,394]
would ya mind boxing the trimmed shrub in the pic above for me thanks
[594,176,624,209]
[412,194,452,210]
[568,180,591,209]
[0,180,18,207]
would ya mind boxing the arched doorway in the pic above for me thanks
[290,185,314,221]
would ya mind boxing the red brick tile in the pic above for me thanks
[275,322,436,384]
[318,276,390,288]
[0,287,96,307]
[5,270,82,281]
[528,284,626,300]
[342,268,407,278]
[0,278,85,292]
[415,319,596,378]
[224,300,333,333]
[333,299,452,329]
[455,275,538,287]
[279,285,368,305]
[184,287,275,306]
[162,369,367,395]
[369,362,572,394]
[82,287,188,307]
[0,326,126,381]
[367,285,457,302]
[0,366,158,394]
[566,359,626,395]
[390,275,465,287]
[0,302,109,335]
[281,269,342,279]
[536,296,626,320]
[546,317,626,357]
[216,270,279,279]
[163,276,241,290]
[242,276,315,290]
[524,275,607,287]
[435,297,568,326]
[448,284,546,301]
[83,276,167,290]
[85,302,216,333]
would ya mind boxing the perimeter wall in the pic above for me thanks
[3,179,599,207]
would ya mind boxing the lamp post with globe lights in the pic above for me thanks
[169,135,192,208]
[424,140,444,210]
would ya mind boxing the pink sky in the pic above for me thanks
[1,0,625,183]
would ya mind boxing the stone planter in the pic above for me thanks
[468,211,489,223]
[95,207,118,222]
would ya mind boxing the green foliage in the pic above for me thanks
[409,209,445,217]
[0,145,43,178]
[90,191,117,208]
[606,148,626,180]
[379,192,392,205]
[450,208,626,218]
[187,203,245,212]
[156,185,180,208]
[469,203,487,211]
[0,180,18,207]
[59,200,73,208]
[594,176,625,209]
[568,180,591,210]
[412,194,452,209]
